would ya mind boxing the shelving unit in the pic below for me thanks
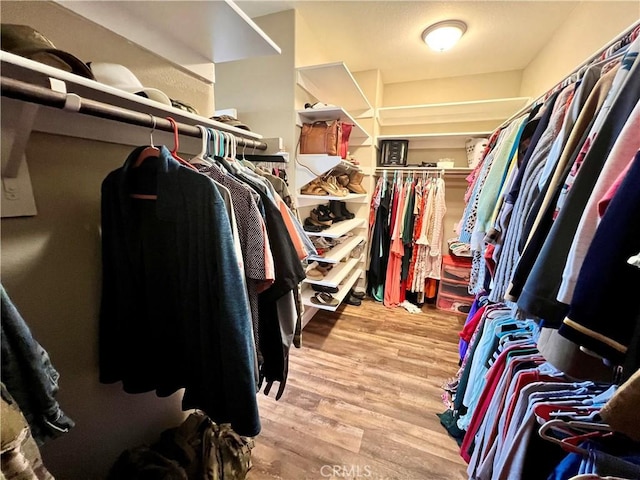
[295,154,360,191]
[304,257,360,288]
[296,107,371,146]
[301,268,363,312]
[307,235,366,264]
[0,51,284,217]
[377,132,491,150]
[54,0,281,83]
[304,218,365,239]
[296,62,372,116]
[377,97,531,126]
[294,62,373,322]
[297,192,367,207]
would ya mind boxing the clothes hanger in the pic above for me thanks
[538,418,613,456]
[190,125,212,166]
[165,117,198,171]
[133,114,160,167]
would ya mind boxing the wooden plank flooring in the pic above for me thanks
[247,299,469,480]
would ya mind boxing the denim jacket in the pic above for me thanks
[1,284,75,445]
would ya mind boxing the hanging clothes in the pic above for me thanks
[367,177,392,300]
[367,172,447,306]
[100,146,260,437]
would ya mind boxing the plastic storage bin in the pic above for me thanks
[437,255,475,315]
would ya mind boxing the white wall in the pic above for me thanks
[216,10,297,154]
[383,70,523,107]
[520,2,640,99]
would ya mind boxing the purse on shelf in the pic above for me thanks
[299,120,342,156]
[340,122,353,159]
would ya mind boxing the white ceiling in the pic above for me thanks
[234,1,611,84]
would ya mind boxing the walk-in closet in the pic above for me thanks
[1,2,639,479]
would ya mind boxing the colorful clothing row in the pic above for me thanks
[367,174,446,307]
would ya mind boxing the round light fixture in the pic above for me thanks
[422,20,467,52]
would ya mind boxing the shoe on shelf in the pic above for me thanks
[315,263,333,276]
[328,176,349,196]
[339,201,355,219]
[350,289,365,300]
[317,204,339,223]
[301,179,326,195]
[311,284,339,294]
[303,221,323,233]
[334,232,355,244]
[318,178,343,196]
[304,217,330,231]
[347,171,367,194]
[344,294,362,306]
[329,200,346,222]
[310,291,338,307]
[306,268,324,280]
[313,237,334,250]
[336,174,350,187]
[310,208,333,226]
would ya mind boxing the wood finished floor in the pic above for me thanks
[248,299,468,480]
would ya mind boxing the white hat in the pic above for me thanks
[88,62,172,106]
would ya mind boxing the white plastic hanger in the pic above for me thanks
[190,125,212,166]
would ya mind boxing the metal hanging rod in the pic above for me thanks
[0,76,268,151]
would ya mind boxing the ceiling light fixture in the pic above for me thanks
[422,20,467,52]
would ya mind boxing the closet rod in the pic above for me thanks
[498,19,640,130]
[0,77,268,151]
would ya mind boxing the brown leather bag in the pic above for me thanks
[299,120,342,156]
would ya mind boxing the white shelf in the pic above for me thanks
[308,235,366,264]
[297,107,371,145]
[296,62,372,116]
[301,268,363,312]
[295,154,361,190]
[377,97,531,126]
[374,166,472,177]
[297,192,367,207]
[377,132,491,150]
[0,52,268,145]
[305,218,366,239]
[54,0,281,83]
[304,257,359,288]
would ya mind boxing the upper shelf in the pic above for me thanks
[296,62,373,116]
[377,97,531,126]
[54,0,281,83]
[0,52,280,151]
[377,132,491,149]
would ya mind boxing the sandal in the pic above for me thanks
[310,292,338,307]
[301,180,326,195]
[306,269,324,280]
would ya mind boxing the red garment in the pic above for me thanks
[459,305,487,343]
[385,183,407,307]
[502,371,560,438]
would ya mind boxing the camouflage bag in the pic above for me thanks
[155,411,254,480]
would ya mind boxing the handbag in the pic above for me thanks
[112,411,255,480]
[299,120,342,156]
[340,123,353,159]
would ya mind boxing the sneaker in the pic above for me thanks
[344,294,362,306]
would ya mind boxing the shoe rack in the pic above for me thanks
[294,62,374,325]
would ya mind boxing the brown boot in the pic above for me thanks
[337,174,350,187]
[347,171,366,194]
